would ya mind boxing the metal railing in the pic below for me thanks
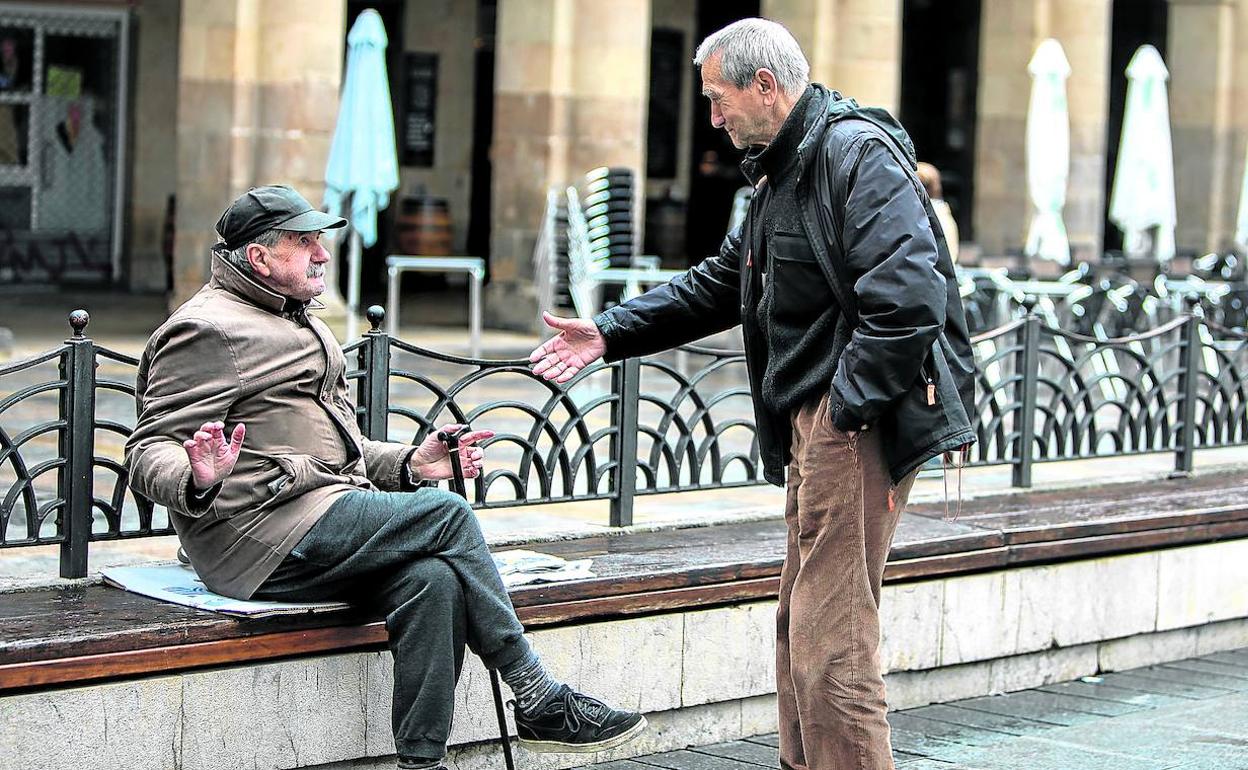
[3,301,1248,579]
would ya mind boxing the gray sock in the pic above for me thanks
[396,759,441,770]
[499,649,563,715]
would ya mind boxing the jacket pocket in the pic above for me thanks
[768,232,828,325]
[929,338,972,428]
[253,453,338,513]
[878,335,975,482]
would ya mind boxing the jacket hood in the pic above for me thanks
[793,84,919,173]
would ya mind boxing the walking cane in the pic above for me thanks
[438,425,517,770]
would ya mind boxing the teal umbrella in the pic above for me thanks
[324,9,399,337]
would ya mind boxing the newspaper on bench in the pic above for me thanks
[102,550,595,617]
[101,563,351,617]
[493,549,595,587]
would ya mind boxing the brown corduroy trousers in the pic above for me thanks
[777,393,917,770]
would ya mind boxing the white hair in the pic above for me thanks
[693,18,810,98]
[220,228,286,275]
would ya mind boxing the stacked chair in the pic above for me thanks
[562,188,682,319]
[534,167,683,323]
[581,167,641,271]
[533,188,573,318]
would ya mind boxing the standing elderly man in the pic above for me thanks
[530,19,975,770]
[126,185,645,770]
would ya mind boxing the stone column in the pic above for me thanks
[128,0,181,294]
[489,0,651,330]
[172,0,345,308]
[1233,0,1248,250]
[763,0,901,112]
[973,0,1110,260]
[1050,0,1112,261]
[1168,0,1237,254]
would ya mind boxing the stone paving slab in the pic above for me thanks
[1035,679,1190,709]
[583,647,1248,770]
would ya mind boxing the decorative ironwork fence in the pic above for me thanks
[3,302,1247,579]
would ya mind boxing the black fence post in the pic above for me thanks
[357,306,391,441]
[58,310,95,578]
[609,357,641,527]
[1013,298,1040,488]
[1173,298,1202,477]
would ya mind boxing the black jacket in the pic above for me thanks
[595,86,976,485]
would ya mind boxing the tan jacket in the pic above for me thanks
[125,255,415,598]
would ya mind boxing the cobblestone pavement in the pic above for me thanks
[589,648,1248,770]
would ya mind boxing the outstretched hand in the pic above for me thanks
[183,421,246,490]
[528,312,607,383]
[410,425,495,481]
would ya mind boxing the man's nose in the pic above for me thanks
[710,104,724,128]
[313,243,330,262]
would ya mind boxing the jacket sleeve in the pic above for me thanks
[828,137,947,430]
[592,227,743,362]
[125,319,242,516]
[361,440,418,490]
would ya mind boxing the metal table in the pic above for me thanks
[385,255,486,357]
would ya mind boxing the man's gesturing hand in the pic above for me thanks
[183,421,246,490]
[410,425,495,481]
[528,312,607,383]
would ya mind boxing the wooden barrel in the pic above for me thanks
[395,196,452,255]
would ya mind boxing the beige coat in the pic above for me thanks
[125,255,414,598]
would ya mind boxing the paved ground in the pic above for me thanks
[592,648,1248,770]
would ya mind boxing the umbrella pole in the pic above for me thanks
[347,228,362,340]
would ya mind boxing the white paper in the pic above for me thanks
[102,550,596,615]
[101,563,351,617]
[493,549,596,587]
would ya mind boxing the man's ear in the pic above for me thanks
[246,243,272,277]
[756,68,780,106]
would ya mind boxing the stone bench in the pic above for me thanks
[4,470,1248,769]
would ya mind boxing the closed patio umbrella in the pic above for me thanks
[1024,39,1072,266]
[324,9,399,339]
[1108,45,1176,263]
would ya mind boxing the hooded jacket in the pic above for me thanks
[594,85,976,485]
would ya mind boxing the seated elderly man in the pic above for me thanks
[124,185,645,769]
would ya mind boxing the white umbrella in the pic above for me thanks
[1108,45,1176,263]
[1024,39,1071,266]
[324,9,400,339]
[1235,143,1248,251]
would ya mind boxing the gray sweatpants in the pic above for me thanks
[253,488,530,762]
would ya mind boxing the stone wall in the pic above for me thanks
[1169,0,1239,255]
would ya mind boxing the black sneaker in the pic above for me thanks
[514,684,647,753]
